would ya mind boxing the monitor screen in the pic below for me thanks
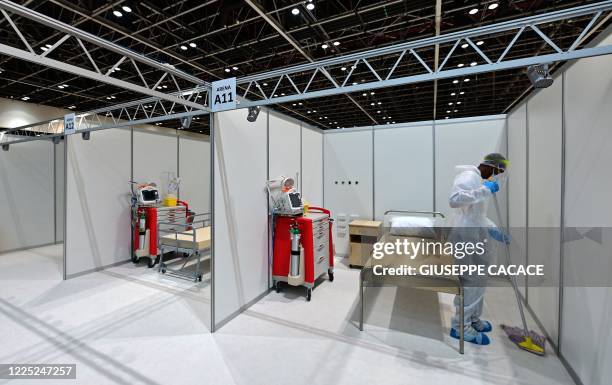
[141,189,158,202]
[288,192,302,208]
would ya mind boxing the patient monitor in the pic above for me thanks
[137,185,161,206]
[267,176,303,216]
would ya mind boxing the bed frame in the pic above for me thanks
[358,210,465,354]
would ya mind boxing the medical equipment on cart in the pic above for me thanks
[158,212,211,282]
[272,207,334,301]
[130,181,191,268]
[267,176,303,216]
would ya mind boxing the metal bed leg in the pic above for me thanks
[459,286,465,354]
[359,270,364,331]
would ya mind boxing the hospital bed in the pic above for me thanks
[157,212,211,282]
[358,210,465,354]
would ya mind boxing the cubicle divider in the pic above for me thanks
[322,115,507,256]
[506,28,612,385]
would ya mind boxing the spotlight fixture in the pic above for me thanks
[180,45,187,50]
[470,62,477,66]
[45,44,52,48]
[448,102,453,106]
[476,40,484,46]
[469,8,478,15]
[446,110,451,113]
[340,67,347,71]
[40,46,48,51]
[333,41,340,46]
[224,68,231,73]
[526,64,553,88]
[122,5,132,12]
[451,92,456,96]
[488,3,499,10]
[113,10,122,17]
[464,78,470,82]
[370,92,375,95]
[306,3,315,11]
[247,106,261,122]
[457,63,464,68]
[291,8,300,15]
[362,93,367,96]
[461,43,469,49]
[232,66,238,71]
[189,42,197,48]
[321,44,328,49]
[263,83,268,86]
[453,79,459,84]
[460,91,465,95]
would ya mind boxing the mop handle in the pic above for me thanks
[492,194,530,337]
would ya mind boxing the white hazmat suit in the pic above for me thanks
[447,165,497,331]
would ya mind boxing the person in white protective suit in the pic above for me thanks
[447,153,509,345]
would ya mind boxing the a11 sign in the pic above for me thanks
[211,77,236,112]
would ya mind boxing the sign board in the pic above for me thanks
[64,113,76,135]
[211,77,236,112]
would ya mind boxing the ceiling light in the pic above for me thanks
[460,91,465,95]
[292,103,297,106]
[334,121,337,124]
[370,92,375,95]
[122,6,132,12]
[333,41,340,46]
[180,45,187,50]
[457,101,462,104]
[106,96,112,100]
[469,8,479,15]
[453,79,459,84]
[377,110,381,113]
[115,67,120,71]
[189,42,197,48]
[157,86,163,89]
[341,67,347,71]
[113,10,122,17]
[224,68,231,73]
[313,110,316,112]
[110,95,116,99]
[392,121,395,124]
[464,78,470,82]
[263,83,268,86]
[21,96,29,101]
[470,61,477,66]
[461,43,469,49]
[476,40,484,46]
[307,111,311,114]
[448,102,453,105]
[306,3,315,11]
[291,8,300,15]
[45,44,52,48]
[445,117,449,119]
[58,85,65,89]
[446,110,451,113]
[488,3,499,10]
[377,102,382,105]
[370,103,375,106]
[40,46,48,51]
[281,93,285,96]
[68,105,76,109]
[382,117,386,120]
[451,92,456,96]
[321,44,328,49]
[454,109,458,112]
[457,63,464,68]
[352,82,357,85]
[362,93,367,96]
[162,85,168,88]
[298,102,302,105]
[232,66,238,71]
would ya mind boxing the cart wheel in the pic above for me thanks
[131,255,139,263]
[161,268,166,274]
[349,264,354,269]
[306,288,312,302]
[198,275,203,282]
[328,271,334,282]
[274,282,281,293]
[147,258,155,268]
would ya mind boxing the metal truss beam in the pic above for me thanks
[234,1,612,109]
[0,89,209,146]
[0,0,210,110]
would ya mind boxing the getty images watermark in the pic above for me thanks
[370,238,544,277]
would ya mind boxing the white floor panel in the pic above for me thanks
[1,247,574,385]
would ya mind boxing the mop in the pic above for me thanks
[492,194,546,355]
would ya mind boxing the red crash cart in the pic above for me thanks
[272,207,334,301]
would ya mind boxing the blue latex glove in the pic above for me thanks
[483,180,499,194]
[489,228,511,244]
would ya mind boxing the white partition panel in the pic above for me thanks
[435,117,506,220]
[301,126,323,206]
[214,108,269,325]
[179,134,210,214]
[133,129,178,195]
[526,79,562,344]
[55,141,65,243]
[507,105,528,295]
[269,112,301,183]
[560,32,612,385]
[0,139,55,253]
[374,123,434,220]
[324,129,373,256]
[65,129,132,276]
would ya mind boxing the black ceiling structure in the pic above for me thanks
[0,0,610,134]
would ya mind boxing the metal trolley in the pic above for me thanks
[157,212,211,282]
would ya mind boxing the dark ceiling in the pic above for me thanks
[0,0,610,134]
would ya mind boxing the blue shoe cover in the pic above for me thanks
[450,327,490,345]
[472,319,493,333]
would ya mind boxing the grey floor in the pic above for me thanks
[0,245,574,385]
